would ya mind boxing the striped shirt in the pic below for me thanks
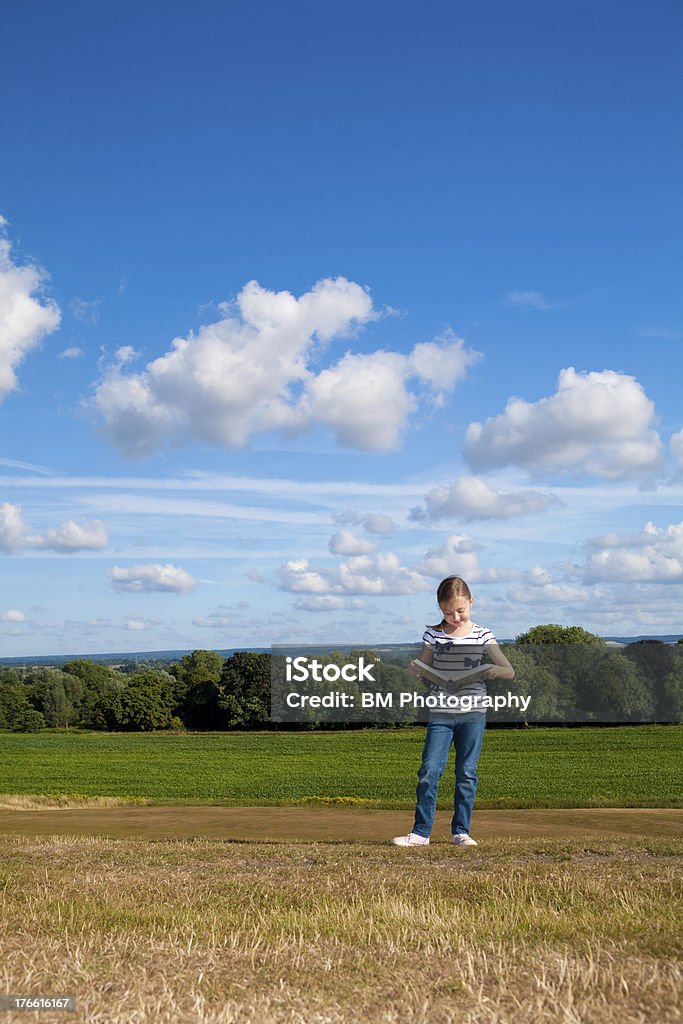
[422,622,496,715]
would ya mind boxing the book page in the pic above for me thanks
[412,659,489,689]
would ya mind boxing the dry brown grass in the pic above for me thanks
[0,834,681,1023]
[0,794,151,810]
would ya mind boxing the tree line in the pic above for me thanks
[1,628,682,732]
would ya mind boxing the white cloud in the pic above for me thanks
[504,290,552,310]
[0,225,61,401]
[1,609,26,622]
[40,519,109,551]
[279,559,332,594]
[581,521,683,583]
[463,368,664,480]
[60,346,84,359]
[362,514,397,534]
[279,550,430,597]
[70,297,102,325]
[301,349,416,450]
[91,277,377,457]
[507,566,589,604]
[411,475,560,521]
[293,595,358,612]
[90,277,481,457]
[332,510,398,534]
[337,552,430,595]
[414,534,482,580]
[192,614,233,628]
[125,617,160,631]
[407,329,482,393]
[329,529,378,556]
[671,429,683,475]
[0,457,53,473]
[107,563,196,593]
[0,502,108,553]
[0,502,26,552]
[245,568,266,583]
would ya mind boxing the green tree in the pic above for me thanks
[662,654,683,723]
[25,667,86,728]
[172,649,224,728]
[0,682,46,732]
[622,640,677,720]
[91,671,175,731]
[62,659,123,690]
[488,647,564,724]
[218,652,272,728]
[574,651,654,722]
[515,624,603,644]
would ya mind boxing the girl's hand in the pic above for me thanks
[482,665,499,680]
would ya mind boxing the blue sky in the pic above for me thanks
[1,1,682,656]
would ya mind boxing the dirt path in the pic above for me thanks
[0,806,681,841]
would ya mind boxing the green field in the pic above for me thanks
[1,724,681,808]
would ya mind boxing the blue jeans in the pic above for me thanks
[412,712,486,838]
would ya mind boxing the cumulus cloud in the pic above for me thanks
[1,609,26,622]
[414,534,482,580]
[328,529,378,556]
[410,475,560,521]
[362,514,397,534]
[463,368,664,480]
[0,502,108,553]
[107,563,196,593]
[581,521,683,583]
[0,224,61,401]
[40,519,109,551]
[91,277,376,457]
[332,510,398,534]
[279,551,430,597]
[125,616,160,631]
[504,290,552,310]
[60,346,84,359]
[301,349,416,450]
[407,329,482,394]
[506,566,589,604]
[90,277,482,457]
[279,559,332,594]
[671,429,683,476]
[337,552,430,595]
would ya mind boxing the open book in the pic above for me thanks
[411,659,489,690]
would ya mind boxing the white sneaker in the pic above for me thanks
[452,833,477,847]
[391,832,430,846]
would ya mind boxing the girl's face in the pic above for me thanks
[439,595,473,629]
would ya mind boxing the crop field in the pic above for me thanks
[0,724,681,808]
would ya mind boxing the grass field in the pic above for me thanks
[0,725,682,808]
[2,728,681,1023]
[1,833,681,1024]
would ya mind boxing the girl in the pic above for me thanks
[392,575,514,847]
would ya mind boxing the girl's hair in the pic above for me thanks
[436,575,472,605]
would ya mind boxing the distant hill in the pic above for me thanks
[0,635,681,668]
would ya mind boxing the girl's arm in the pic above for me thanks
[482,643,515,681]
[409,642,434,678]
